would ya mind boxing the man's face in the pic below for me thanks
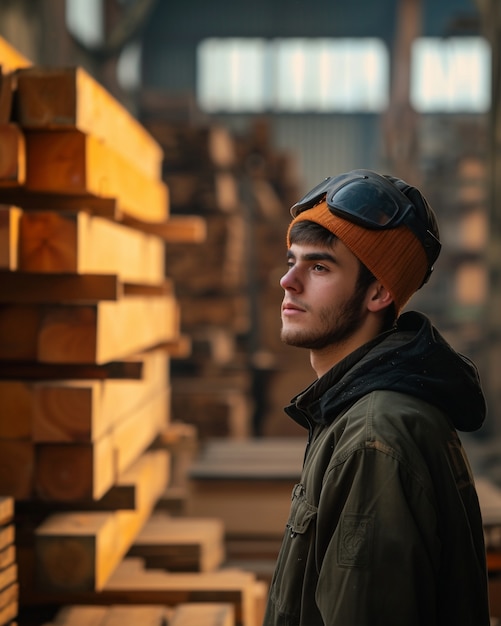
[280,240,370,351]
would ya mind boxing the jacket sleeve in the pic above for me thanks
[315,445,441,626]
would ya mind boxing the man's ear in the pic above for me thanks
[367,282,394,312]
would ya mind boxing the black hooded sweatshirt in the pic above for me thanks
[263,311,490,626]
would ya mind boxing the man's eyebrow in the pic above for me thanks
[287,249,337,263]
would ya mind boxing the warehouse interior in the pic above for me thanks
[1,0,501,623]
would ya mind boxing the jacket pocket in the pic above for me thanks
[268,483,318,620]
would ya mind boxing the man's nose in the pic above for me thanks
[280,266,301,292]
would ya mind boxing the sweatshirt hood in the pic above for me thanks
[291,311,486,432]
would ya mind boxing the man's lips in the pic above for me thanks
[282,302,306,315]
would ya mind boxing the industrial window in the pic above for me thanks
[197,38,389,113]
[197,36,490,114]
[410,37,490,113]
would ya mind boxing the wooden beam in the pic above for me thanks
[0,124,25,186]
[32,349,169,442]
[122,214,207,244]
[170,603,235,626]
[0,189,119,219]
[35,450,169,591]
[18,210,165,284]
[0,272,121,303]
[34,388,169,501]
[0,498,14,526]
[0,37,31,73]
[0,72,14,124]
[0,295,179,364]
[0,382,32,439]
[0,205,21,270]
[0,440,34,499]
[17,442,170,514]
[15,66,163,180]
[128,511,225,572]
[25,130,168,224]
[49,604,170,626]
[0,359,144,381]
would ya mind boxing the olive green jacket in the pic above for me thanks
[264,312,489,626]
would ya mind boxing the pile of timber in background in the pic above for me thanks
[0,37,267,626]
[139,92,305,440]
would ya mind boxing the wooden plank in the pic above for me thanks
[25,130,168,224]
[35,450,169,591]
[38,296,179,364]
[100,604,168,626]
[0,526,14,552]
[18,210,165,284]
[0,296,179,364]
[0,545,15,571]
[97,446,170,512]
[32,349,169,442]
[122,214,207,244]
[0,124,25,186]
[49,605,108,626]
[48,604,169,626]
[0,563,17,592]
[0,582,18,611]
[128,512,225,572]
[0,440,34,499]
[16,447,170,516]
[0,382,32,439]
[0,599,17,624]
[111,387,170,480]
[0,37,31,73]
[0,189,119,219]
[170,603,235,626]
[0,72,14,124]
[0,272,121,303]
[0,359,144,381]
[0,205,21,270]
[35,435,115,502]
[15,66,163,180]
[34,389,169,501]
[0,498,13,526]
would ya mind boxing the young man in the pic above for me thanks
[263,170,490,626]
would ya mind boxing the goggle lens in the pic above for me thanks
[326,183,403,228]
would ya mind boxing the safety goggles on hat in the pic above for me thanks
[290,169,441,284]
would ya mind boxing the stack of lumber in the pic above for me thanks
[0,38,266,626]
[0,498,17,626]
[140,102,254,440]
[140,99,304,439]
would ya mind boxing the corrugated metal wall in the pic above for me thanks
[217,113,383,194]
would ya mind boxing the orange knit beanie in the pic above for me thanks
[287,200,430,314]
